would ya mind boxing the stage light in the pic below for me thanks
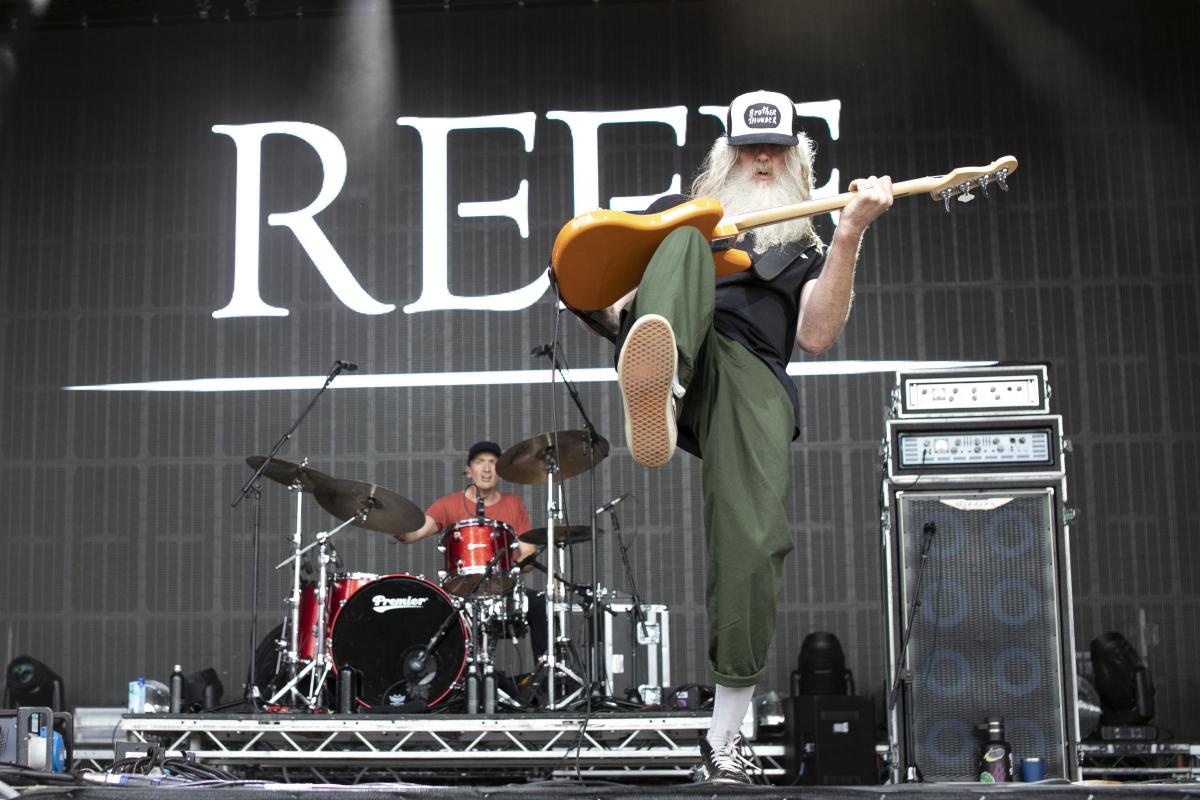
[1090,632,1155,727]
[792,632,852,696]
[3,655,65,710]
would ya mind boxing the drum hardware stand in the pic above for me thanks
[462,545,524,713]
[269,512,359,708]
[271,471,312,706]
[535,457,585,709]
[230,359,353,708]
[540,338,607,707]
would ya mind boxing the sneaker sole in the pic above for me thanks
[618,314,677,468]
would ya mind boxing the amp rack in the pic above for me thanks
[892,364,1050,418]
[885,414,1066,485]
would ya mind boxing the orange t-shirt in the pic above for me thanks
[425,491,532,539]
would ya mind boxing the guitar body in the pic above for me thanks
[550,198,752,311]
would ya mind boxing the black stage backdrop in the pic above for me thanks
[0,0,1198,738]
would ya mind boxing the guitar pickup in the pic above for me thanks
[709,236,737,253]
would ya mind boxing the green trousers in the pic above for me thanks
[617,226,796,687]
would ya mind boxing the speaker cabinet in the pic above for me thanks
[883,486,1079,781]
[785,694,879,785]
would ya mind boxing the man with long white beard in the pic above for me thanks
[578,90,893,783]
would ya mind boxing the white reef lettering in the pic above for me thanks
[396,111,548,313]
[210,121,395,318]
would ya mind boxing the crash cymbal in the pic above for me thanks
[244,456,333,493]
[313,479,425,535]
[518,525,593,546]
[496,430,609,484]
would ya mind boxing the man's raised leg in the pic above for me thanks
[616,226,715,467]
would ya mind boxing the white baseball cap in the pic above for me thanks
[725,89,799,146]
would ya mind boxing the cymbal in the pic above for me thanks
[245,456,333,493]
[496,430,609,485]
[518,525,593,546]
[313,479,425,535]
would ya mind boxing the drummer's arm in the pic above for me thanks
[513,501,538,569]
[515,539,538,568]
[393,514,439,544]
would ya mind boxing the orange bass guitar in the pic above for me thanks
[550,156,1018,311]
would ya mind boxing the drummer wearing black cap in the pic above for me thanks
[393,440,536,565]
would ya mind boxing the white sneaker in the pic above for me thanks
[617,314,677,468]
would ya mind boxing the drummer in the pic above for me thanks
[393,441,535,560]
[393,441,547,658]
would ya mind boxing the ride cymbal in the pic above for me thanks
[314,479,425,535]
[518,525,593,546]
[244,456,333,493]
[496,430,609,484]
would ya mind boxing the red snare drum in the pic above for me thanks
[440,518,517,596]
[296,572,377,660]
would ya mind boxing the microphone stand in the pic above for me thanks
[230,359,350,709]
[609,508,650,703]
[888,521,937,782]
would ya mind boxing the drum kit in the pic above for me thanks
[250,426,620,714]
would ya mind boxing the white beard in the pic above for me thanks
[717,167,810,253]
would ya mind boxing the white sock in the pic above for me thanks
[707,683,755,751]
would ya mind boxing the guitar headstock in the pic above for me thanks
[923,155,1019,211]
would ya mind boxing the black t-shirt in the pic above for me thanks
[714,237,825,439]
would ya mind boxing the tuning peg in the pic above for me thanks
[939,188,954,213]
[978,173,991,198]
[956,181,975,204]
[997,168,1010,191]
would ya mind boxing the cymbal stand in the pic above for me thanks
[540,457,584,709]
[278,473,309,706]
[269,513,358,708]
[231,359,352,707]
[543,343,605,704]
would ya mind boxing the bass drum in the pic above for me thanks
[330,574,467,709]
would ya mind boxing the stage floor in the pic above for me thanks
[33,781,1200,800]
[39,711,1195,798]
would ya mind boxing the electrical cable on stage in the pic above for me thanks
[0,761,82,787]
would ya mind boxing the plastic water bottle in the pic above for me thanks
[977,716,1014,783]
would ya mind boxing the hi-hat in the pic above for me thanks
[314,479,425,535]
[518,525,593,546]
[244,456,333,493]
[497,430,609,485]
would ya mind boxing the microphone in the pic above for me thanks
[530,343,554,359]
[473,483,485,519]
[923,522,937,537]
[595,492,633,516]
[336,360,359,372]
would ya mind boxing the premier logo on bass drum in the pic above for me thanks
[372,594,430,613]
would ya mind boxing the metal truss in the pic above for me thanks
[1078,741,1200,780]
[117,711,787,780]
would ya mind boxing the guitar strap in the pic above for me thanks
[745,237,808,282]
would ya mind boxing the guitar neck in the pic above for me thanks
[723,175,941,233]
